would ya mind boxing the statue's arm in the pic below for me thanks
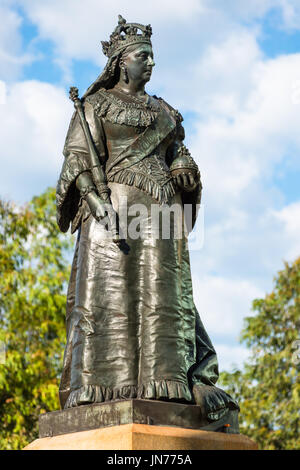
[163,106,202,229]
[56,101,107,232]
[166,114,201,194]
[75,171,109,223]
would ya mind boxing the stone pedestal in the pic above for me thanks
[23,399,258,450]
[24,423,258,450]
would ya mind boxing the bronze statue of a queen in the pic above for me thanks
[56,15,239,424]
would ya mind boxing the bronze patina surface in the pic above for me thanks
[39,400,239,438]
[56,15,239,429]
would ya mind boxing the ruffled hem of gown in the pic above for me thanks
[64,380,193,409]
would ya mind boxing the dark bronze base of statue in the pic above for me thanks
[38,398,239,439]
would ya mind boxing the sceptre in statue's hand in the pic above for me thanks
[69,86,120,244]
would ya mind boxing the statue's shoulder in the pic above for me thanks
[84,88,120,122]
[153,95,184,125]
[84,87,109,109]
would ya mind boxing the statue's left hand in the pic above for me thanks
[174,171,198,192]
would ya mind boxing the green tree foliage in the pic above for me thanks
[0,188,73,449]
[221,258,300,450]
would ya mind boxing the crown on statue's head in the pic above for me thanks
[101,15,152,58]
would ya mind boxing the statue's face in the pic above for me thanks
[122,43,155,83]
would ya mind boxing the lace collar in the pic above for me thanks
[85,87,161,127]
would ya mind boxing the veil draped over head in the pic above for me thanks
[82,53,122,99]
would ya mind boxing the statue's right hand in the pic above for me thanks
[85,191,107,221]
[84,189,120,243]
[76,173,106,221]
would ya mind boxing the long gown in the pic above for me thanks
[56,87,219,409]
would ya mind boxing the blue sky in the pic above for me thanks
[1,0,300,372]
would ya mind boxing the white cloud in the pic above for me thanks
[277,0,300,29]
[193,275,263,341]
[14,0,300,82]
[180,36,300,285]
[211,0,275,20]
[18,0,205,68]
[1,0,297,94]
[272,202,300,260]
[214,343,250,372]
[0,80,72,202]
[205,0,300,30]
[0,81,6,104]
[0,4,34,81]
[182,33,300,359]
[160,29,263,113]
